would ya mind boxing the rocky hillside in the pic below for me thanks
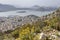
[0,8,60,40]
[14,8,60,40]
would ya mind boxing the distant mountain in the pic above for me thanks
[0,4,18,12]
[30,5,57,11]
[18,5,57,11]
[0,4,57,12]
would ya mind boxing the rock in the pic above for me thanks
[50,35,57,39]
[39,32,47,40]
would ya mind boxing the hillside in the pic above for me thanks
[0,8,60,40]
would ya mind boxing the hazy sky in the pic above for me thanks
[0,0,60,7]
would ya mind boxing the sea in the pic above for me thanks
[0,10,53,17]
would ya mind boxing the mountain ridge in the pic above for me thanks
[0,4,57,12]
